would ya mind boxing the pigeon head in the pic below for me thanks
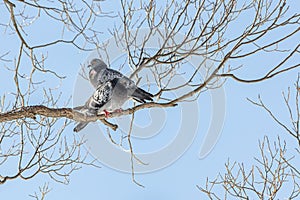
[88,58,108,72]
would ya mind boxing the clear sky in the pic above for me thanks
[0,1,299,199]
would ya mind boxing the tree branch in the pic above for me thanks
[0,103,178,129]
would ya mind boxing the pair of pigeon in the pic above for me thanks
[73,59,154,132]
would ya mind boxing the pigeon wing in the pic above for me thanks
[100,68,124,84]
[73,81,114,132]
[121,77,153,103]
[88,80,114,113]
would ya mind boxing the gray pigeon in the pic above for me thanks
[74,77,150,132]
[88,58,153,103]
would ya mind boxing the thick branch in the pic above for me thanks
[0,103,177,125]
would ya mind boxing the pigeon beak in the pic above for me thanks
[87,64,92,68]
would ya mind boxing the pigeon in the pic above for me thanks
[88,58,153,103]
[74,77,152,132]
[73,59,154,132]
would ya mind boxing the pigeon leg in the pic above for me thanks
[104,110,110,118]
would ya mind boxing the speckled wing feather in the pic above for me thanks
[73,80,114,132]
[88,81,114,113]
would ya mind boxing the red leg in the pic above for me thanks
[103,110,110,118]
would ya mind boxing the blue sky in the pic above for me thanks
[1,1,299,199]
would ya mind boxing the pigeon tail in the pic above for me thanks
[73,122,89,132]
[131,87,153,103]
